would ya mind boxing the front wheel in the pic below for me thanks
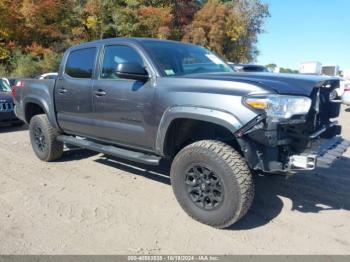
[170,140,254,228]
[29,114,63,162]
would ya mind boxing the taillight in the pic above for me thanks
[12,80,25,99]
[16,80,24,87]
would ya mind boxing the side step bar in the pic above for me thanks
[57,135,161,165]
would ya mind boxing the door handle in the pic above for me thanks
[94,89,106,96]
[58,88,67,94]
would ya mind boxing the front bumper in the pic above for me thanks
[289,137,350,170]
[237,115,349,173]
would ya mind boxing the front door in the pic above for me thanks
[55,47,97,136]
[92,44,156,150]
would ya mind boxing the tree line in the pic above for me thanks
[0,0,269,77]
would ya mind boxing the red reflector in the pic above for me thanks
[11,86,16,98]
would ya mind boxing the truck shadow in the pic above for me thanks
[0,124,28,133]
[94,155,172,185]
[58,148,99,162]
[231,156,350,230]
[69,150,350,230]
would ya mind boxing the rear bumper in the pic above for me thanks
[289,137,349,170]
[14,104,26,123]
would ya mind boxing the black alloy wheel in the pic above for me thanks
[33,125,46,152]
[185,164,224,210]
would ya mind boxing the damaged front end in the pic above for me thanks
[236,79,349,173]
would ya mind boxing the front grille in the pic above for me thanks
[0,102,14,112]
[281,79,342,149]
[302,79,341,137]
[314,80,341,124]
[321,87,341,118]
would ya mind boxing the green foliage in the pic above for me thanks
[40,52,62,73]
[113,5,173,38]
[9,51,61,78]
[0,65,9,77]
[11,54,42,78]
[266,63,277,71]
[265,64,299,74]
[0,0,269,76]
[183,0,269,62]
[279,67,299,74]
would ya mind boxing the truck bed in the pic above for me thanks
[14,79,57,125]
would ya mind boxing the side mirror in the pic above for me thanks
[116,63,149,82]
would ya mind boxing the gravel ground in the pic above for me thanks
[0,106,349,255]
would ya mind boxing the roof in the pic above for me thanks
[68,37,191,50]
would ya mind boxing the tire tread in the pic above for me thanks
[29,114,63,162]
[171,140,254,228]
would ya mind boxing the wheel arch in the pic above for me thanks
[24,96,59,129]
[155,106,243,157]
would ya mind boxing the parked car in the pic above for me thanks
[2,77,19,86]
[1,77,10,86]
[229,63,269,72]
[2,77,22,91]
[8,78,20,87]
[13,38,349,228]
[0,79,23,126]
[38,72,58,80]
[342,80,350,105]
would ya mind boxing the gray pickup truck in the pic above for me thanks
[14,38,349,228]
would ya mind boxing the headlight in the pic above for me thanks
[244,94,312,122]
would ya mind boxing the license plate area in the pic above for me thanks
[290,155,317,170]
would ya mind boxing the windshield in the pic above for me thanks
[142,41,233,77]
[0,79,11,92]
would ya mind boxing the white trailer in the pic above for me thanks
[299,61,322,75]
[343,68,350,80]
[321,65,340,76]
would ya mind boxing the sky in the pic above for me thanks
[257,0,350,71]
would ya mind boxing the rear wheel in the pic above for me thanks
[170,140,254,228]
[29,114,63,162]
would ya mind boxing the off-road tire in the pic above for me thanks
[29,114,63,162]
[170,140,254,228]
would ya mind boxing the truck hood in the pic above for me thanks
[182,72,340,96]
[0,91,13,103]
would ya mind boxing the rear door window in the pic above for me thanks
[65,48,97,79]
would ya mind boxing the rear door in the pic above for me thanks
[91,44,156,150]
[55,47,98,136]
